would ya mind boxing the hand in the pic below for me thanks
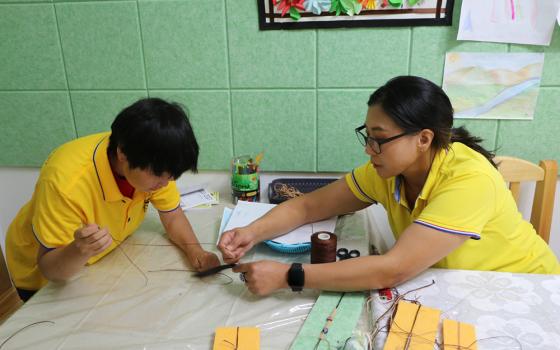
[233,260,290,296]
[218,227,257,263]
[72,224,113,258]
[188,249,221,272]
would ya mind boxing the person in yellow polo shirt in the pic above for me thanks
[6,98,220,301]
[217,75,560,296]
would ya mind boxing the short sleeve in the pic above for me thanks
[415,172,496,240]
[150,180,181,212]
[344,162,379,204]
[31,180,85,248]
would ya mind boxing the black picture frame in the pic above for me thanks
[258,0,455,30]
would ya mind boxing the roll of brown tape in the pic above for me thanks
[310,231,337,264]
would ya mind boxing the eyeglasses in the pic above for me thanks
[355,125,413,154]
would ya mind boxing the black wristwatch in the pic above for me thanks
[287,263,305,292]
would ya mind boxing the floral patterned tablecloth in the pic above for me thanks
[370,268,560,350]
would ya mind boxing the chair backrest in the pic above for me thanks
[495,156,558,244]
[0,247,22,324]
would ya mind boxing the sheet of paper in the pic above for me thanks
[178,183,206,195]
[457,0,560,46]
[191,191,220,209]
[222,201,336,245]
[213,327,260,350]
[180,189,216,210]
[219,207,234,235]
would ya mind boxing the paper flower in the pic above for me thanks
[359,0,377,9]
[273,0,305,20]
[344,0,363,15]
[331,0,362,16]
[330,0,345,15]
[304,0,331,15]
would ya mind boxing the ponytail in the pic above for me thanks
[451,126,497,168]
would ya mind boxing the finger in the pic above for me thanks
[209,254,221,267]
[85,223,102,234]
[201,257,221,271]
[228,246,248,260]
[76,224,99,239]
[232,263,249,273]
[223,255,239,264]
[84,228,110,245]
[218,230,234,248]
[218,244,235,259]
[221,248,238,260]
[228,231,248,249]
[92,235,112,255]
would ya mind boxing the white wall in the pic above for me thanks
[1,168,559,260]
[0,168,40,257]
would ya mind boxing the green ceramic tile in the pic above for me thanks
[410,2,507,84]
[55,1,145,89]
[149,91,232,170]
[231,90,316,171]
[71,91,147,137]
[139,0,228,89]
[318,28,410,88]
[0,0,50,4]
[496,88,560,163]
[510,29,560,86]
[317,90,372,172]
[452,119,498,152]
[226,1,315,88]
[0,92,76,166]
[0,4,65,89]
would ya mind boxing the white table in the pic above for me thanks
[0,200,369,350]
[370,268,560,350]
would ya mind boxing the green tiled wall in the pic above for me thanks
[1,0,559,171]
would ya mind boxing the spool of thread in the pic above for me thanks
[310,231,337,264]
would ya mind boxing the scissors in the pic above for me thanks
[336,248,360,260]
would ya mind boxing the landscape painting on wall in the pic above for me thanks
[443,52,544,120]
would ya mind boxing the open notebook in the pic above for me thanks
[220,201,337,245]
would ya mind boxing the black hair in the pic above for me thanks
[367,76,496,168]
[108,98,199,179]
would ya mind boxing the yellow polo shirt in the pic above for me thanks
[346,142,560,274]
[6,132,181,290]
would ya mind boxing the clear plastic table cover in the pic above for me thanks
[0,203,371,350]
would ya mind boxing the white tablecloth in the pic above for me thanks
[0,203,369,350]
[370,268,560,350]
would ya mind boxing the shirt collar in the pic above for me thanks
[418,147,448,201]
[92,135,125,202]
[391,147,448,203]
[393,175,403,202]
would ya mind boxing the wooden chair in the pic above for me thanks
[495,156,558,244]
[0,247,22,324]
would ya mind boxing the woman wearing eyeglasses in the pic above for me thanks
[218,75,560,296]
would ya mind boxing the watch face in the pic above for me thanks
[288,263,304,292]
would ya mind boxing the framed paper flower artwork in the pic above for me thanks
[258,0,455,29]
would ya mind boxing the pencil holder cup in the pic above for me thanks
[231,155,260,203]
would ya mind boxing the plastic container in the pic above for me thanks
[231,155,260,203]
